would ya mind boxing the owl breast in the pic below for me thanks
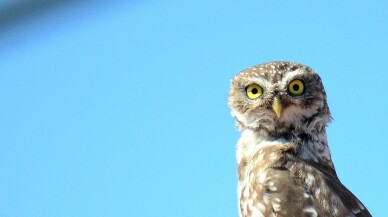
[237,135,305,217]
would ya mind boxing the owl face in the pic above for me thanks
[229,62,330,135]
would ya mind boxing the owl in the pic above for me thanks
[228,62,371,217]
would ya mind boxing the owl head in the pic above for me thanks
[228,61,331,137]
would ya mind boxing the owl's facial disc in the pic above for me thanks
[229,62,331,133]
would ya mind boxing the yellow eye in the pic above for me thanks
[246,83,263,99]
[288,79,304,95]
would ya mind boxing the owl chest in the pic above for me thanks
[237,138,294,183]
[238,138,310,217]
[238,148,290,217]
[237,146,345,217]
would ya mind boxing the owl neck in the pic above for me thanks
[237,127,337,178]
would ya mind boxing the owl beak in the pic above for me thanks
[272,97,282,118]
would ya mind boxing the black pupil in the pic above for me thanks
[292,84,299,91]
[251,88,258,94]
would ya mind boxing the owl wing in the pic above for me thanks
[292,141,371,217]
[285,156,371,217]
[251,154,372,217]
[310,159,372,217]
[326,179,371,217]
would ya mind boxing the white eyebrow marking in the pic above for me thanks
[280,68,305,89]
[247,76,272,91]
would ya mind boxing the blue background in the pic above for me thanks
[0,1,386,216]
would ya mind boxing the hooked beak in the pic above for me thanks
[272,97,282,118]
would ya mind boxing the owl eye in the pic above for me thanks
[288,79,304,95]
[246,83,263,99]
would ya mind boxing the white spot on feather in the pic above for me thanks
[305,173,315,187]
[268,185,277,192]
[259,172,267,183]
[272,202,281,211]
[257,153,264,161]
[357,200,365,210]
[263,194,270,204]
[303,207,318,217]
[352,200,365,214]
[243,187,250,197]
[257,202,266,212]
[333,207,339,214]
[269,152,277,160]
[253,210,264,217]
[314,188,321,196]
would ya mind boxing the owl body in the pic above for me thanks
[229,62,371,217]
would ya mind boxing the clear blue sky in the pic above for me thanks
[0,1,386,216]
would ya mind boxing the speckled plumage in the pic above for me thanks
[228,62,371,217]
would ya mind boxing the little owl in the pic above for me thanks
[228,61,371,217]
